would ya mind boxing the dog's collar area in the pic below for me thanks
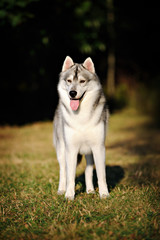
[70,91,86,101]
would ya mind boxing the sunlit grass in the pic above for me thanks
[0,108,160,239]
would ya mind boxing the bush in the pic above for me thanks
[136,77,160,127]
[105,83,129,113]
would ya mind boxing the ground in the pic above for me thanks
[0,108,160,239]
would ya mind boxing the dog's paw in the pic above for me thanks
[87,189,95,194]
[65,195,74,201]
[57,190,65,195]
[65,188,75,200]
[100,193,110,199]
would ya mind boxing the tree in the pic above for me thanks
[106,0,116,96]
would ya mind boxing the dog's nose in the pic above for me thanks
[69,91,77,98]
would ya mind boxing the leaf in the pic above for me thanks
[0,10,7,18]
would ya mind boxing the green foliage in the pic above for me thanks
[73,0,107,54]
[114,83,129,109]
[104,83,129,112]
[1,0,160,124]
[75,1,91,16]
[0,0,107,52]
[0,0,39,26]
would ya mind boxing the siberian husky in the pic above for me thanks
[53,56,110,200]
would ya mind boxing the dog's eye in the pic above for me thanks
[67,79,72,83]
[80,80,85,84]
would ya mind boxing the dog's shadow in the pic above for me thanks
[75,166,125,194]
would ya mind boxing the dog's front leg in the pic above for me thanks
[57,144,66,195]
[65,149,78,200]
[92,145,110,199]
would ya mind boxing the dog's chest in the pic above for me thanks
[63,101,102,127]
[64,114,104,154]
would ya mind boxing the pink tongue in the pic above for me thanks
[70,100,80,111]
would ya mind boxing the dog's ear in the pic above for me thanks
[83,57,95,73]
[62,56,74,72]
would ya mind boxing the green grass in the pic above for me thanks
[0,108,160,239]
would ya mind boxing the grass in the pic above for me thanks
[0,108,160,239]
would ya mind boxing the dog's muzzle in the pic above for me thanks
[69,91,86,111]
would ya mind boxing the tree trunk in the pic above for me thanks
[107,51,116,96]
[106,0,116,96]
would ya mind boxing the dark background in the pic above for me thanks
[0,0,160,125]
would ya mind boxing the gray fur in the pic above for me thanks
[53,56,109,200]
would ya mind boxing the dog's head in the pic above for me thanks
[59,56,100,111]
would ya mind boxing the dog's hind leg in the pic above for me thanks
[85,154,95,194]
[92,146,110,199]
